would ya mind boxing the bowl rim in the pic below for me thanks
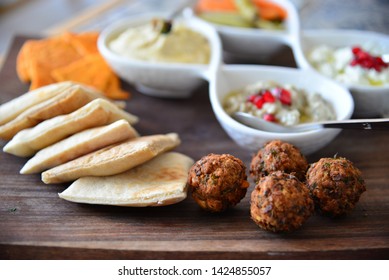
[209,64,355,137]
[97,12,219,71]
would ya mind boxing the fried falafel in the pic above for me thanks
[250,171,314,232]
[250,140,308,182]
[187,153,249,212]
[306,157,366,217]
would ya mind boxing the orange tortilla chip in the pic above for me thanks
[32,36,82,69]
[29,60,57,90]
[16,40,36,82]
[51,53,130,99]
[62,32,99,55]
[16,32,130,100]
[104,73,130,100]
[51,54,110,90]
[17,36,83,90]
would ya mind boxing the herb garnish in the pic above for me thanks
[8,207,17,213]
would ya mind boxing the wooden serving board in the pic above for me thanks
[0,37,388,259]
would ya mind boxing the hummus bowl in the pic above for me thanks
[209,65,354,155]
[98,13,222,98]
[191,0,300,60]
[294,29,389,117]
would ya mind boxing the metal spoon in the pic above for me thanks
[233,112,389,133]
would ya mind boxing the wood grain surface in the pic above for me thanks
[0,37,388,260]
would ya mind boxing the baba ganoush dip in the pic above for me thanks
[307,45,389,86]
[109,18,211,64]
[223,81,335,126]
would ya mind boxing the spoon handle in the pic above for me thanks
[320,118,389,130]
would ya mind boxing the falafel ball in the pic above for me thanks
[250,140,308,182]
[250,171,314,232]
[187,153,249,212]
[306,157,366,217]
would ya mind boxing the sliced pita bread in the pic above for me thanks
[0,81,74,126]
[3,98,138,157]
[58,152,194,207]
[0,83,107,141]
[42,133,180,184]
[20,120,139,174]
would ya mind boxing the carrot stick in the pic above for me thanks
[196,0,287,21]
[196,0,237,12]
[253,0,287,20]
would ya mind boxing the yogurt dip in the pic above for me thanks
[223,81,335,126]
[109,18,211,64]
[307,45,389,86]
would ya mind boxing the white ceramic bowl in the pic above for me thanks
[293,29,389,117]
[98,13,222,98]
[191,0,299,60]
[209,65,354,155]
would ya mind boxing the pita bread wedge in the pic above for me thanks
[3,98,138,157]
[0,83,107,141]
[0,81,74,126]
[20,120,139,174]
[58,152,194,207]
[42,133,180,184]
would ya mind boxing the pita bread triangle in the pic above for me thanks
[0,81,74,126]
[0,83,107,140]
[42,133,180,184]
[58,152,194,207]
[20,119,139,174]
[3,98,138,157]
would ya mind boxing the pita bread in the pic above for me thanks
[42,133,180,184]
[58,152,194,207]
[3,98,139,157]
[20,120,139,174]
[0,81,74,126]
[0,83,107,141]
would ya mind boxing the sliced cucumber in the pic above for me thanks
[255,19,284,30]
[198,12,254,28]
[234,0,258,23]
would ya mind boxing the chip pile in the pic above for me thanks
[16,32,130,100]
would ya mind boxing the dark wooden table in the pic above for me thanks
[0,35,388,260]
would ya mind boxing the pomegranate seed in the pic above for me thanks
[262,91,276,103]
[255,98,265,109]
[352,46,362,55]
[248,90,277,109]
[248,94,265,109]
[279,89,292,106]
[263,113,277,122]
[357,51,369,60]
[248,94,257,103]
[350,59,358,66]
[350,45,389,72]
[376,57,384,64]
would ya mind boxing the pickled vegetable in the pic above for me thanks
[196,0,287,29]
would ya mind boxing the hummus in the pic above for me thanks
[109,19,211,64]
[223,81,335,126]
